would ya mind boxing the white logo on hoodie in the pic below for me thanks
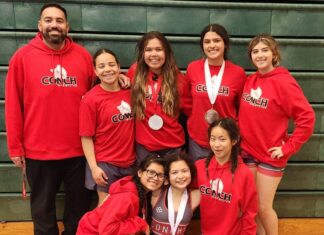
[41,64,77,87]
[250,86,262,99]
[242,86,269,109]
[51,65,67,80]
[210,178,224,194]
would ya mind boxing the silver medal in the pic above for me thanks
[205,109,219,124]
[148,114,164,130]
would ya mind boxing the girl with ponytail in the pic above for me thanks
[195,118,258,235]
[77,155,165,235]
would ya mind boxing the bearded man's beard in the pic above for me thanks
[42,28,67,45]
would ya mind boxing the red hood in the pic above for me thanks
[211,155,245,170]
[254,66,291,79]
[30,32,73,55]
[109,176,138,195]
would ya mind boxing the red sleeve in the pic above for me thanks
[191,161,201,189]
[126,63,137,82]
[77,193,148,235]
[240,170,258,235]
[279,77,315,157]
[98,194,148,234]
[79,94,96,137]
[5,54,25,158]
[179,71,192,116]
[236,71,247,115]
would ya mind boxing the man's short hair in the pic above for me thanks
[39,3,67,20]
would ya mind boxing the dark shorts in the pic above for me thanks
[85,162,136,192]
[135,143,182,166]
[241,150,285,177]
[188,137,212,161]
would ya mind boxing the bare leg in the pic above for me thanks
[246,166,266,235]
[256,172,282,235]
[97,191,109,206]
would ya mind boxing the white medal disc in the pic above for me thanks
[148,114,164,130]
[205,109,219,124]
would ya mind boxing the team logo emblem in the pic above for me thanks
[210,178,224,193]
[155,206,163,213]
[41,64,77,87]
[250,86,262,99]
[112,100,133,123]
[117,101,131,115]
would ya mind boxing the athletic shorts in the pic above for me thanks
[241,150,285,177]
[85,162,136,192]
[135,143,181,166]
[188,137,212,161]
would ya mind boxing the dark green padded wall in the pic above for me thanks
[0,0,323,221]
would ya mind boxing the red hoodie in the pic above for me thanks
[195,157,257,235]
[127,64,188,151]
[185,59,246,148]
[5,33,95,160]
[77,176,148,235]
[239,67,315,167]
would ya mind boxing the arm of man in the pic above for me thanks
[5,53,26,161]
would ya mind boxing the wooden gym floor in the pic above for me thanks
[1,219,324,235]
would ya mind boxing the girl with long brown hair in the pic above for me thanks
[127,31,190,164]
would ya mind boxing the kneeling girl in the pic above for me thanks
[77,154,166,235]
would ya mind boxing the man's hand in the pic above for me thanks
[11,156,25,168]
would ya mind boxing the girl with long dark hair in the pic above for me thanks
[195,118,257,234]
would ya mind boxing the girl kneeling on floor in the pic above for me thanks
[77,154,165,235]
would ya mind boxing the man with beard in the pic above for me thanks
[5,3,95,235]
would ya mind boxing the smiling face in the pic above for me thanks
[168,160,192,191]
[144,38,166,74]
[203,31,225,65]
[251,41,275,74]
[38,7,69,50]
[138,162,165,192]
[209,125,236,165]
[94,52,120,91]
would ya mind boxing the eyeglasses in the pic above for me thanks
[145,169,165,180]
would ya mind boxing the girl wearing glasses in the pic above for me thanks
[79,49,136,205]
[127,31,190,165]
[150,153,200,235]
[195,118,257,234]
[77,154,165,235]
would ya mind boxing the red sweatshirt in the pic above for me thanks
[5,33,95,160]
[79,85,135,167]
[77,176,148,235]
[127,64,188,151]
[195,157,257,235]
[185,59,246,148]
[239,67,315,167]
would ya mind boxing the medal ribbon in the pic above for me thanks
[167,187,188,235]
[148,73,162,114]
[204,59,225,107]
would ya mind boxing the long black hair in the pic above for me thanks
[133,154,165,225]
[205,118,241,178]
